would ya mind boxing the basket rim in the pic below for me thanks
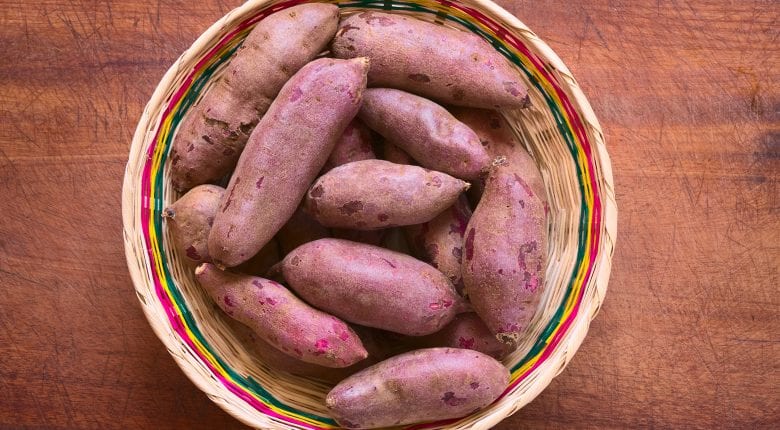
[122,0,617,428]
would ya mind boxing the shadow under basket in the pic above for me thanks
[122,0,618,428]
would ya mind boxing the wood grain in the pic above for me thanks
[0,0,777,428]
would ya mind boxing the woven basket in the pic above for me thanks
[122,0,617,428]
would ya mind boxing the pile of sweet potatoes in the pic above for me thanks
[163,5,548,428]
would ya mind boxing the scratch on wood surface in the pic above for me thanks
[727,338,780,344]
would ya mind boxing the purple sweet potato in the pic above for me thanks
[227,318,343,381]
[276,206,331,256]
[416,313,509,360]
[169,4,339,191]
[450,107,547,205]
[228,319,387,383]
[280,238,466,336]
[196,263,367,368]
[405,195,472,296]
[323,119,376,171]
[332,11,529,109]
[324,120,384,248]
[163,185,278,273]
[208,57,369,267]
[162,184,224,264]
[326,348,509,428]
[304,159,469,230]
[462,161,548,347]
[359,88,490,180]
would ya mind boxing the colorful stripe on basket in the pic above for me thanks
[137,0,603,428]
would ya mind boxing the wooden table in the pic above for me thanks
[1,1,777,428]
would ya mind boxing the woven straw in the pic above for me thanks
[122,0,617,428]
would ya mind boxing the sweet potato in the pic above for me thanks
[323,119,376,171]
[304,159,469,230]
[462,161,548,346]
[227,318,342,381]
[162,185,224,264]
[450,107,547,205]
[276,206,330,256]
[332,11,528,109]
[416,313,509,360]
[196,263,367,368]
[228,319,388,383]
[405,195,472,296]
[163,185,278,273]
[324,120,383,247]
[326,348,509,428]
[170,4,339,191]
[359,88,490,180]
[208,57,369,267]
[280,238,465,336]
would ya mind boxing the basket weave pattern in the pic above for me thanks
[122,0,617,428]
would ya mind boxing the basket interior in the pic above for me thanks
[124,0,614,428]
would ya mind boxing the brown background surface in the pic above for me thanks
[1,0,778,428]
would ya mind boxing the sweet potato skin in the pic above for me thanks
[450,107,547,205]
[405,195,472,296]
[359,88,490,180]
[280,238,465,336]
[163,185,224,265]
[227,319,387,383]
[462,162,548,346]
[162,185,280,276]
[324,119,376,171]
[170,4,340,191]
[324,120,382,246]
[196,263,367,368]
[416,313,509,359]
[226,318,341,381]
[332,11,528,109]
[326,348,509,428]
[304,159,469,230]
[163,185,279,272]
[208,57,369,267]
